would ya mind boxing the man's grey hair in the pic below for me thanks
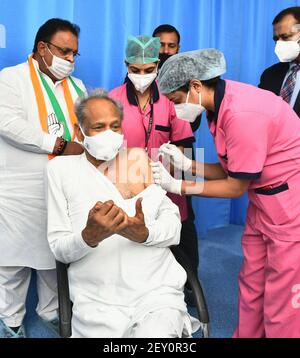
[75,89,123,127]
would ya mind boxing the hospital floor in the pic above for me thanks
[24,225,244,338]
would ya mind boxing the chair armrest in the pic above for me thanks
[56,260,72,338]
[171,246,209,325]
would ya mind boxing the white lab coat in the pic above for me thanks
[46,154,198,337]
[0,58,86,269]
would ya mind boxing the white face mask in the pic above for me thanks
[174,91,206,123]
[275,39,300,62]
[128,72,157,94]
[43,45,74,80]
[80,127,124,161]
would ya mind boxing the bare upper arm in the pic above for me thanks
[127,148,153,187]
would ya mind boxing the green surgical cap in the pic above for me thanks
[158,49,226,94]
[125,35,160,64]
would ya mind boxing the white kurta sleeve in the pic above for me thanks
[45,162,95,264]
[143,195,182,248]
[0,68,57,153]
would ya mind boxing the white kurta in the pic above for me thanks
[46,154,197,337]
[0,58,86,269]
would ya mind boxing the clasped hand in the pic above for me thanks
[82,198,148,247]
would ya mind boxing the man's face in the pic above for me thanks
[273,14,300,42]
[38,30,79,65]
[127,62,157,75]
[76,99,122,141]
[156,32,179,55]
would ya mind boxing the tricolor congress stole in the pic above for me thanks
[28,54,83,159]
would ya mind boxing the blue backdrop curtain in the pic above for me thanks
[1,0,300,237]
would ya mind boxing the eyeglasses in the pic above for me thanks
[46,42,80,58]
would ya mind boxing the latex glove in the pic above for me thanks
[159,143,192,172]
[150,161,182,195]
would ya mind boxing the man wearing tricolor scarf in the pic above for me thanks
[0,18,86,338]
[45,90,199,338]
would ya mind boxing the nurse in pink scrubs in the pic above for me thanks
[151,49,300,338]
[109,36,200,284]
[109,36,194,223]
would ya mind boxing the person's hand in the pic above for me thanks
[118,198,149,243]
[48,113,65,137]
[61,141,84,155]
[150,161,182,195]
[52,139,84,156]
[82,200,128,247]
[159,143,192,172]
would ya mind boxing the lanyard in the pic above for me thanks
[134,92,154,152]
[145,100,154,152]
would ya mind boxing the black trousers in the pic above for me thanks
[178,196,199,276]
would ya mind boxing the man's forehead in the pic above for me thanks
[85,113,120,125]
[85,99,118,117]
[158,32,178,43]
[90,116,120,123]
[51,30,78,44]
[274,15,299,34]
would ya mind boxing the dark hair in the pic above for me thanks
[272,7,300,25]
[177,77,220,93]
[33,18,80,52]
[176,84,190,93]
[201,77,220,89]
[152,24,180,44]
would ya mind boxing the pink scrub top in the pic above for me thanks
[208,79,300,240]
[110,80,195,221]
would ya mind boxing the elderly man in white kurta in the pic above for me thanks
[46,91,199,338]
[0,19,86,338]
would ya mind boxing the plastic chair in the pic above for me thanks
[56,247,209,338]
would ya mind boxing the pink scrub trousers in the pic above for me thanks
[233,184,300,338]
